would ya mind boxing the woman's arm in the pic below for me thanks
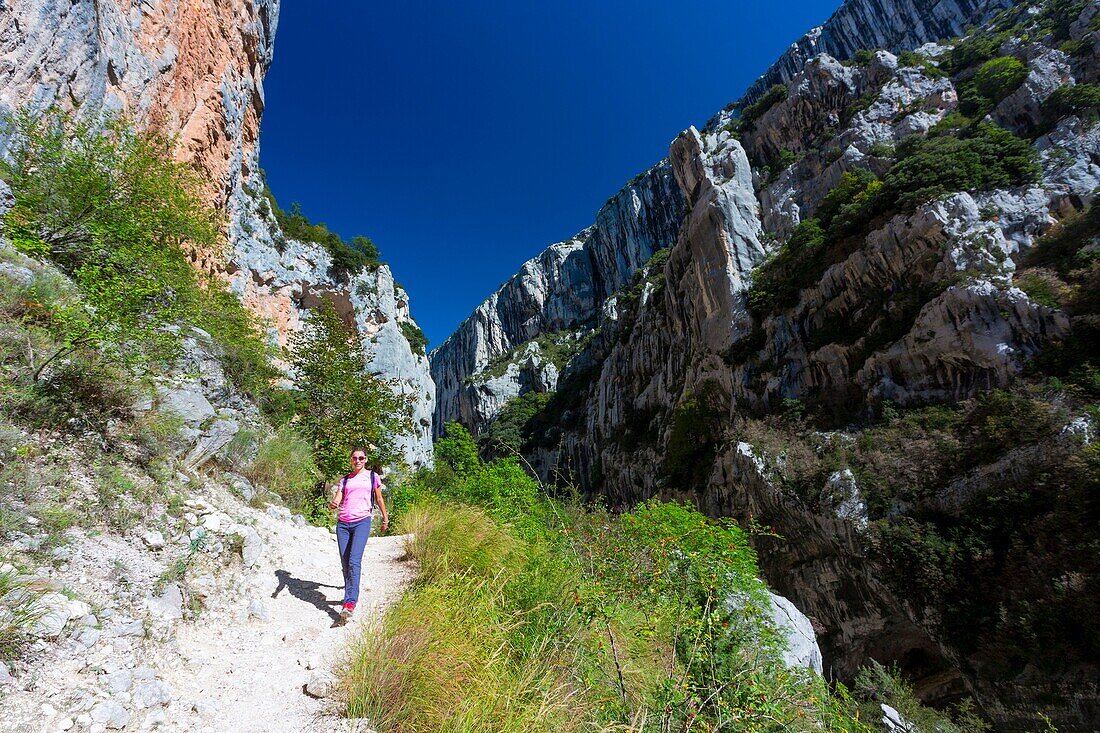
[374,481,389,532]
[328,482,343,510]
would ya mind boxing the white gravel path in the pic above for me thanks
[162,517,413,732]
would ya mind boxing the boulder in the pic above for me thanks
[304,670,336,698]
[32,592,73,639]
[132,680,172,708]
[146,583,184,620]
[142,530,165,550]
[90,700,130,730]
[767,592,824,674]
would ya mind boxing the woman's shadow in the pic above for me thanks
[272,569,344,625]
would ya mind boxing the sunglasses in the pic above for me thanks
[352,456,367,461]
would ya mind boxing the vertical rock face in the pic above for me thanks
[429,160,685,436]
[0,0,435,466]
[735,0,1012,106]
[0,0,278,253]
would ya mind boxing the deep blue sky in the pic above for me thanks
[260,0,842,347]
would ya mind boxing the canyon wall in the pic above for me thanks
[0,0,433,465]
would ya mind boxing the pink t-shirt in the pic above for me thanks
[337,470,380,523]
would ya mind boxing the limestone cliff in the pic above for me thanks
[429,160,685,437]
[432,0,1100,726]
[0,0,434,465]
[736,0,1013,106]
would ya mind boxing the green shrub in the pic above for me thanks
[479,391,551,457]
[740,84,789,127]
[941,33,1007,74]
[93,463,143,532]
[896,50,924,67]
[221,427,264,473]
[399,320,428,355]
[961,389,1062,463]
[1015,268,1072,308]
[883,122,1039,209]
[764,149,799,182]
[244,425,321,511]
[974,56,1029,102]
[182,285,280,405]
[664,381,725,488]
[867,142,895,158]
[466,329,590,385]
[263,190,380,277]
[400,425,550,540]
[1042,83,1100,119]
[746,218,826,315]
[816,168,880,232]
[855,661,991,733]
[1022,206,1100,395]
[848,49,876,67]
[845,89,881,119]
[433,422,482,478]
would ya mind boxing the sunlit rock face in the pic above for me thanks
[736,0,1012,106]
[0,0,435,467]
[429,160,686,437]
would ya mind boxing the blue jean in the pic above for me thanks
[336,517,372,604]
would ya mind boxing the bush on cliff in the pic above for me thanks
[973,56,1029,102]
[882,121,1039,209]
[263,189,380,277]
[0,108,279,414]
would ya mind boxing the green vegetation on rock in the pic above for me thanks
[263,188,381,277]
[973,56,1029,102]
[1019,205,1100,395]
[747,122,1038,318]
[0,109,280,407]
[736,387,1100,684]
[399,320,428,355]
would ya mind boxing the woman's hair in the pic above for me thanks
[350,446,367,457]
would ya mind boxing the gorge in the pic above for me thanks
[0,0,1097,730]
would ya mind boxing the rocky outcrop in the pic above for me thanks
[0,0,435,465]
[736,0,1011,107]
[228,165,435,466]
[429,160,685,437]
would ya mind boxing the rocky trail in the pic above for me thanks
[163,520,412,733]
[0,487,414,733]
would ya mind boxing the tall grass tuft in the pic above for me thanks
[0,565,44,657]
[344,503,602,733]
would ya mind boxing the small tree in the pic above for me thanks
[290,298,412,478]
[974,56,1028,102]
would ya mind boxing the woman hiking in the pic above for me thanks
[329,447,389,618]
